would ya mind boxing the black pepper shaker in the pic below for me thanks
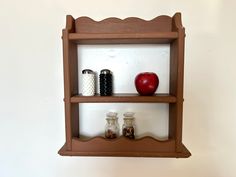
[99,69,112,96]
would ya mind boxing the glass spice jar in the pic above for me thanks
[105,112,120,139]
[122,112,135,139]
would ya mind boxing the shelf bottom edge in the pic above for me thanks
[58,143,191,158]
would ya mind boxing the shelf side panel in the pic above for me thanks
[62,23,79,149]
[169,39,178,142]
[62,29,72,150]
[175,29,185,152]
[75,16,173,34]
[169,14,185,152]
[68,41,79,138]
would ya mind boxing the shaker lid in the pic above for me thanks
[82,69,93,74]
[106,112,118,118]
[123,112,135,117]
[100,69,111,74]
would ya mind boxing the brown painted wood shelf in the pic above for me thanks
[68,32,178,44]
[70,94,177,103]
[58,136,190,157]
[59,12,191,158]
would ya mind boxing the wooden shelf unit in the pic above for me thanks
[59,12,191,158]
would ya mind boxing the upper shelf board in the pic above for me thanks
[68,32,178,44]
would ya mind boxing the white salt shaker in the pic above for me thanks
[82,69,95,96]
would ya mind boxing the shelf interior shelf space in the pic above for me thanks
[70,94,177,103]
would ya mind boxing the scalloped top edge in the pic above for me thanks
[75,15,172,23]
[65,13,183,33]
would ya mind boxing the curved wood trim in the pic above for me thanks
[75,15,173,33]
[75,15,172,23]
[73,136,171,142]
[71,136,175,153]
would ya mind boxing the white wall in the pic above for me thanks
[0,0,236,177]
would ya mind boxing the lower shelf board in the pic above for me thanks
[58,136,191,158]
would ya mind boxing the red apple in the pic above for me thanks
[135,72,159,96]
